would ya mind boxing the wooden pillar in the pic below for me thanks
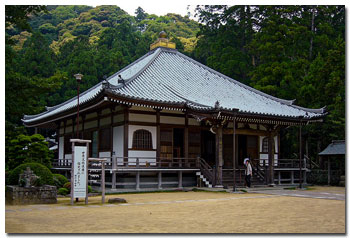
[112,156,117,189]
[291,171,294,184]
[97,110,101,156]
[268,128,275,186]
[278,171,281,185]
[178,171,183,189]
[158,172,162,189]
[299,123,302,189]
[64,120,66,135]
[81,115,85,138]
[34,127,38,134]
[232,118,236,191]
[85,141,90,205]
[124,106,129,164]
[215,124,223,187]
[72,117,75,137]
[136,171,140,190]
[184,112,189,161]
[156,109,161,158]
[101,161,105,204]
[70,142,75,205]
[111,106,116,189]
[328,157,331,185]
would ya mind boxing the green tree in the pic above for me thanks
[7,134,53,170]
[135,7,147,22]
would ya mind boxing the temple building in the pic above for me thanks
[23,32,326,189]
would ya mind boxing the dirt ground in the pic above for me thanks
[5,186,345,233]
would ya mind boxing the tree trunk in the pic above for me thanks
[309,7,316,60]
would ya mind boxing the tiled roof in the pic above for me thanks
[23,47,326,125]
[319,140,345,156]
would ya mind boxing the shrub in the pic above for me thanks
[88,185,92,193]
[307,169,341,185]
[58,187,69,196]
[63,182,71,190]
[8,163,54,186]
[53,174,69,188]
[7,134,52,170]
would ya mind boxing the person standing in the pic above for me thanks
[245,159,252,188]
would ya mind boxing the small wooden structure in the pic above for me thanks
[319,140,345,185]
[88,157,107,203]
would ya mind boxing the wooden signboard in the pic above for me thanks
[73,146,87,198]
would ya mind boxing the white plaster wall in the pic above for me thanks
[113,126,124,165]
[160,116,185,125]
[64,154,72,162]
[128,150,157,165]
[99,152,111,163]
[274,154,278,166]
[129,113,156,123]
[128,125,156,149]
[259,136,265,152]
[274,136,278,152]
[59,136,64,160]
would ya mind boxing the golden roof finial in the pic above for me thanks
[150,31,176,50]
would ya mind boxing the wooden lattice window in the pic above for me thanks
[132,129,153,150]
[262,137,269,153]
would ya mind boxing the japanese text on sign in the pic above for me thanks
[73,146,87,198]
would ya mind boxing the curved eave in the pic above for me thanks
[105,90,327,123]
[22,93,109,128]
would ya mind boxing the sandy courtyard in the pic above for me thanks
[5,187,345,233]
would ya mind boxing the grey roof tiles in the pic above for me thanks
[23,47,326,124]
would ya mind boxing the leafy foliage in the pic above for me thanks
[8,162,54,186]
[194,5,345,161]
[53,174,69,188]
[7,134,53,170]
[58,187,69,195]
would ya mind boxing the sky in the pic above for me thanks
[106,1,197,18]
[4,0,348,19]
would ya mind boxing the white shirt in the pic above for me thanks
[245,163,252,176]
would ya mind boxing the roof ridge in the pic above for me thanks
[289,105,327,114]
[110,48,162,90]
[173,50,298,107]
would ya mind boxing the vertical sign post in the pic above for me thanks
[74,146,87,197]
[70,139,91,205]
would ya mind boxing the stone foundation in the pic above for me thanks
[6,185,57,205]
